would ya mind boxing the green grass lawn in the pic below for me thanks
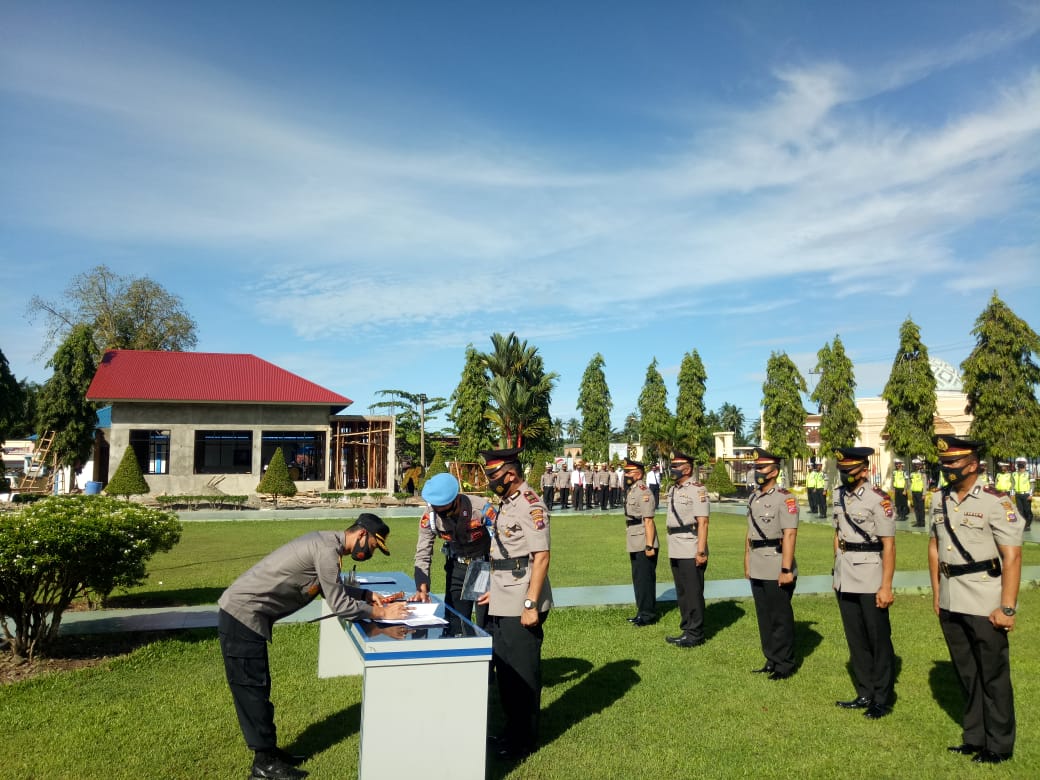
[107,512,1040,608]
[4,512,1038,778]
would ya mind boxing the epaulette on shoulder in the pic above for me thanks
[777,487,792,495]
[871,486,889,499]
[983,484,1008,497]
[523,489,541,505]
[692,481,705,487]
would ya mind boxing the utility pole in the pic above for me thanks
[419,393,428,470]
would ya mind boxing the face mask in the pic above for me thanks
[754,469,772,486]
[669,467,686,479]
[940,463,971,486]
[624,476,636,489]
[488,473,509,496]
[350,534,372,561]
[839,471,860,488]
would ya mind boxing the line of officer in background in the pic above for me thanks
[910,457,929,527]
[622,459,659,626]
[929,435,1022,765]
[663,453,710,648]
[477,447,552,761]
[744,449,800,680]
[890,458,910,522]
[411,472,494,636]
[831,447,896,720]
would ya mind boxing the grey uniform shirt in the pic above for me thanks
[832,484,895,593]
[931,485,1023,617]
[218,530,372,639]
[489,482,552,617]
[665,479,710,559]
[555,469,570,490]
[747,487,799,579]
[624,479,658,553]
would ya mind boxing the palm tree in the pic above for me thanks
[480,332,558,450]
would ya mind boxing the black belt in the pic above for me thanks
[940,558,1001,579]
[750,538,782,550]
[491,556,529,572]
[454,554,488,565]
[667,526,695,535]
[837,539,883,553]
[625,519,642,527]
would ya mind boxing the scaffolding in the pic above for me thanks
[329,417,393,492]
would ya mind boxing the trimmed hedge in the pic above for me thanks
[155,495,249,510]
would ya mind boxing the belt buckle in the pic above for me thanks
[838,539,847,552]
[939,561,950,578]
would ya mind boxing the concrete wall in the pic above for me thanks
[107,402,334,495]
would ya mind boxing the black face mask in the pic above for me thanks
[669,467,686,479]
[488,473,509,496]
[839,471,861,488]
[754,469,772,486]
[940,462,972,486]
[624,476,636,489]
[349,534,372,561]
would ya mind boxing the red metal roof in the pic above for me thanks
[86,350,352,406]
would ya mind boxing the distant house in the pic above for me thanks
[86,350,395,496]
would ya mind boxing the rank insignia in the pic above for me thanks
[524,490,540,505]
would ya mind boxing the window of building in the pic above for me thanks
[194,431,253,474]
[261,431,326,481]
[129,429,171,475]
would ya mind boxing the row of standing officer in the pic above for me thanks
[541,462,622,510]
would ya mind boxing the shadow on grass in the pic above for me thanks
[928,660,963,725]
[840,654,904,705]
[795,620,824,666]
[543,656,594,687]
[705,600,745,641]
[287,702,362,759]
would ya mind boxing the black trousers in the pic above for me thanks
[650,484,660,509]
[939,609,1015,755]
[912,491,925,525]
[670,557,706,641]
[443,557,489,637]
[749,578,797,674]
[218,610,276,752]
[610,487,620,507]
[599,486,609,511]
[542,485,554,511]
[630,550,659,621]
[894,490,909,520]
[818,489,829,518]
[584,484,593,509]
[807,488,818,516]
[488,613,547,753]
[558,487,569,509]
[1016,494,1033,526]
[836,591,894,707]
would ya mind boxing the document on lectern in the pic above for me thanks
[375,602,448,627]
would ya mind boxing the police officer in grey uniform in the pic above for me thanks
[623,459,659,625]
[218,514,410,780]
[555,463,570,510]
[664,452,710,647]
[476,447,552,760]
[831,447,896,719]
[596,464,611,511]
[609,464,621,507]
[540,465,555,509]
[744,449,799,679]
[929,435,1022,764]
[411,473,493,636]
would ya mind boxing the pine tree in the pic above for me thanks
[704,459,737,496]
[762,351,809,480]
[811,335,862,455]
[962,292,1040,459]
[577,353,612,464]
[881,317,937,462]
[105,445,150,499]
[258,447,297,507]
[638,358,672,464]
[449,345,493,462]
[35,324,98,469]
[676,350,710,464]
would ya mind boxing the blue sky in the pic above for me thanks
[2,1,1039,435]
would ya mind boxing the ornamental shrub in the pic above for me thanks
[705,460,737,497]
[106,445,150,499]
[0,495,181,659]
[257,447,296,507]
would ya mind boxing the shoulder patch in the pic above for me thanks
[420,513,431,529]
[784,496,798,514]
[530,508,547,530]
[481,504,498,526]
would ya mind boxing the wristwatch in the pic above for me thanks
[645,545,654,552]
[1001,605,1016,617]
[523,598,536,610]
[780,567,792,574]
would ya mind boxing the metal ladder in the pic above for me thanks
[18,430,56,494]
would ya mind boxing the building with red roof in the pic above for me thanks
[86,350,393,497]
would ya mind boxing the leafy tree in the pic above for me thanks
[105,446,150,499]
[11,379,42,439]
[448,345,493,462]
[370,390,448,468]
[27,264,198,362]
[704,460,737,496]
[481,332,558,451]
[35,325,98,469]
[676,350,710,463]
[811,335,862,455]
[962,292,1040,459]
[621,412,641,444]
[565,418,581,443]
[257,447,297,507]
[762,351,809,480]
[425,442,449,479]
[638,358,672,464]
[551,418,564,450]
[0,347,24,446]
[577,353,612,463]
[745,417,762,447]
[0,496,181,658]
[718,403,747,445]
[881,318,937,462]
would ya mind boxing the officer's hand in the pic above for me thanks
[875,587,894,609]
[645,547,656,558]
[932,593,940,616]
[375,601,412,621]
[989,608,1015,632]
[778,571,794,586]
[408,590,431,603]
[476,591,490,606]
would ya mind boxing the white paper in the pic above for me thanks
[375,602,448,626]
